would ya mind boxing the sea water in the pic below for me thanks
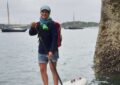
[0,27,120,85]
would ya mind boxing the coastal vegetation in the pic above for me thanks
[61,21,99,29]
[0,21,99,30]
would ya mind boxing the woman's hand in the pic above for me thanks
[48,51,53,60]
[31,22,37,28]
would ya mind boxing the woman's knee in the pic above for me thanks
[49,63,57,72]
[39,63,47,73]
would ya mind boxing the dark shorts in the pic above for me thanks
[38,51,59,63]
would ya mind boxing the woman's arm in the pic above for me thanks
[29,22,38,35]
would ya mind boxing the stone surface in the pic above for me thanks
[94,0,120,74]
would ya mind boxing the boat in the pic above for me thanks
[2,29,27,32]
[1,0,27,32]
[64,26,83,29]
[1,27,27,32]
[63,12,83,30]
[1,24,27,32]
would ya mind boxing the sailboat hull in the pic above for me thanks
[1,28,27,32]
[1,0,28,32]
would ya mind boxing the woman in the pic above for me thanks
[29,5,59,85]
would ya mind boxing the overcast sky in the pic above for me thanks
[0,0,101,24]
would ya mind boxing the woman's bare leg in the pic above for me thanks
[49,62,58,85]
[39,63,48,85]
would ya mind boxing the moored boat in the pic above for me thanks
[1,28,27,32]
[1,0,27,32]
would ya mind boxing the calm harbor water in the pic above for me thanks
[0,28,120,85]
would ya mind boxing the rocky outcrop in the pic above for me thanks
[94,0,120,75]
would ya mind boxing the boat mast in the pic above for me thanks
[73,11,75,21]
[7,0,10,24]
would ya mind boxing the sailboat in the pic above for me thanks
[1,26,27,32]
[64,11,83,29]
[1,0,27,32]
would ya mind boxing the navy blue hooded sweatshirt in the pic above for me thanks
[29,21,58,54]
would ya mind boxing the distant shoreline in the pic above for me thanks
[61,21,99,29]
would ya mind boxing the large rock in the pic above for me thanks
[94,0,120,75]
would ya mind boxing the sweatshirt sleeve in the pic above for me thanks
[49,22,58,52]
[29,24,38,36]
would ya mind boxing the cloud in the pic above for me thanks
[0,0,101,24]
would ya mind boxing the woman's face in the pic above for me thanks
[40,10,50,19]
